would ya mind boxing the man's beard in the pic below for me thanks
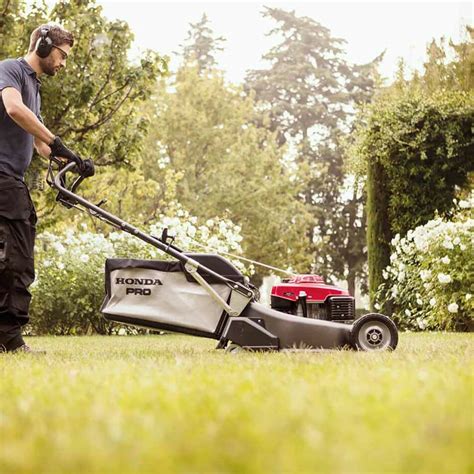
[41,58,58,77]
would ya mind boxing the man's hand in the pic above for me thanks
[49,136,83,168]
[80,159,95,177]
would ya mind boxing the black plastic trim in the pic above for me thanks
[103,314,220,340]
[223,318,279,350]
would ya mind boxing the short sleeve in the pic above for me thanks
[0,60,23,93]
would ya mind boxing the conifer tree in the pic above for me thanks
[246,7,381,294]
[179,13,225,73]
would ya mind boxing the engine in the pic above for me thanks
[270,274,355,322]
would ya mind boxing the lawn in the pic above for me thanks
[0,333,472,474]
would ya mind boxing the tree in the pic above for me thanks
[0,0,44,58]
[449,26,474,91]
[0,0,168,230]
[245,7,381,295]
[421,29,473,93]
[144,65,313,284]
[352,29,474,308]
[179,13,225,74]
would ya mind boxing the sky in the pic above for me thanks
[88,0,473,84]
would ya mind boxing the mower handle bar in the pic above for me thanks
[49,159,255,309]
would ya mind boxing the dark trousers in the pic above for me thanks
[0,173,36,350]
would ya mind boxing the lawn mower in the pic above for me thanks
[47,157,398,352]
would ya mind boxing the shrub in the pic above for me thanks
[29,207,249,335]
[357,90,474,307]
[376,197,473,331]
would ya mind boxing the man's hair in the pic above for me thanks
[28,24,74,52]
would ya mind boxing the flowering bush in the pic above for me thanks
[29,207,249,335]
[376,198,473,331]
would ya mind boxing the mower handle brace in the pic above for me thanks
[47,158,254,317]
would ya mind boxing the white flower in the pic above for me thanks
[405,309,411,317]
[416,317,427,330]
[398,271,405,282]
[466,294,472,301]
[414,233,429,252]
[374,303,381,310]
[453,237,461,246]
[460,244,467,251]
[80,254,90,263]
[441,256,450,264]
[420,270,431,281]
[43,259,51,267]
[429,297,436,306]
[447,302,458,313]
[437,273,452,284]
[416,298,423,305]
[52,242,66,255]
[442,240,454,250]
[459,200,470,209]
[57,262,65,270]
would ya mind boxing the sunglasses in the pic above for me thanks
[52,44,68,60]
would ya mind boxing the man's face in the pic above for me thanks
[41,43,71,77]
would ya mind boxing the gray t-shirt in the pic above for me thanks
[0,58,42,180]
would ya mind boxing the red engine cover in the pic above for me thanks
[271,274,349,302]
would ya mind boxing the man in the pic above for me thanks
[0,24,88,353]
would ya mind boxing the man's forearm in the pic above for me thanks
[34,140,51,158]
[7,102,55,144]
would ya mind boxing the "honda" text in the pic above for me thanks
[116,278,163,286]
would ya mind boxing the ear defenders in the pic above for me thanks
[35,26,53,58]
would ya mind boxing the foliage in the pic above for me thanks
[0,334,472,473]
[49,164,177,233]
[145,65,313,284]
[245,7,382,294]
[380,92,473,235]
[0,0,44,58]
[0,0,168,230]
[29,209,248,335]
[356,89,474,306]
[376,199,474,331]
[391,27,473,95]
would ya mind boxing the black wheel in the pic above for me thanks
[350,313,398,351]
[225,344,244,354]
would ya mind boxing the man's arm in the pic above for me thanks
[1,87,55,144]
[2,86,84,167]
[34,136,51,158]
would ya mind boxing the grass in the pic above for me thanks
[0,333,472,474]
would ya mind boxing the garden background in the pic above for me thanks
[1,0,472,334]
[0,1,473,473]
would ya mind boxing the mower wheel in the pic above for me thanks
[350,313,398,351]
[225,344,244,354]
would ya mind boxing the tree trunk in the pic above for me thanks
[367,159,392,312]
[347,272,356,298]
